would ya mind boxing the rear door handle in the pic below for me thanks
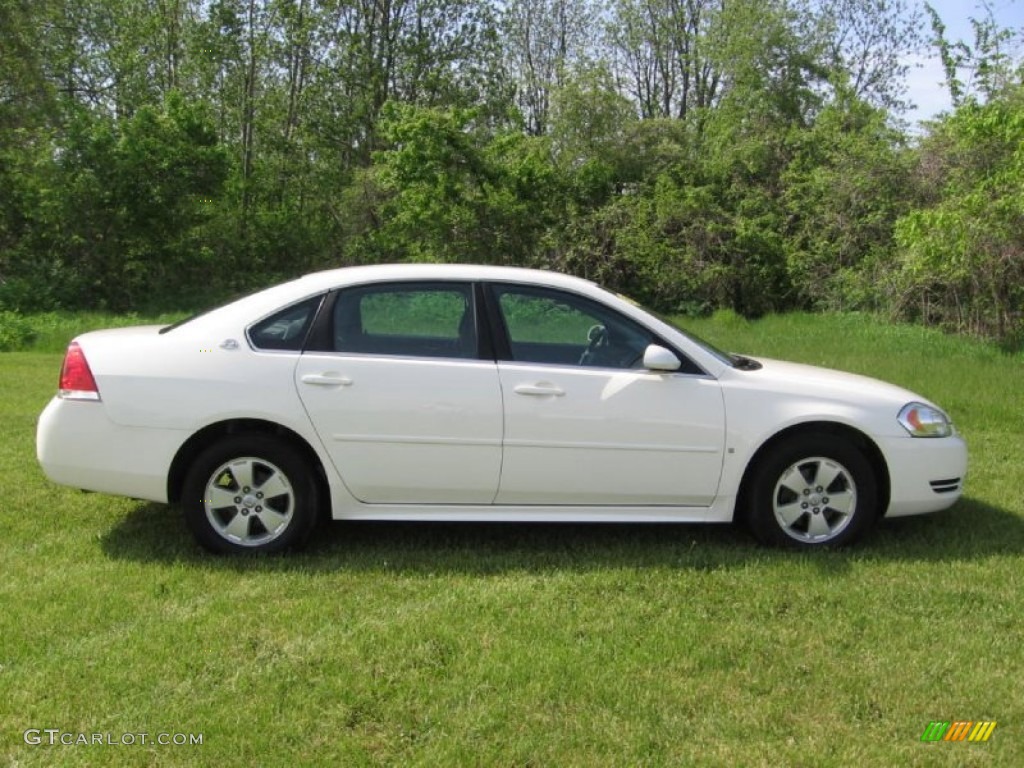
[301,373,353,387]
[513,383,565,397]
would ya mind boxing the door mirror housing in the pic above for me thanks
[643,344,681,372]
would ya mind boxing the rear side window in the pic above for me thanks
[248,295,324,351]
[333,282,477,359]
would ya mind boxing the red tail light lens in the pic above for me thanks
[59,342,101,401]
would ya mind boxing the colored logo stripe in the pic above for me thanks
[921,721,996,742]
[945,721,972,741]
[969,722,997,742]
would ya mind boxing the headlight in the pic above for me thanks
[898,402,953,438]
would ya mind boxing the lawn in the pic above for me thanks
[1,312,1021,766]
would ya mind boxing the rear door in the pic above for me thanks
[296,281,503,504]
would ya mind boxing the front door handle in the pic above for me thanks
[513,383,565,397]
[301,373,353,387]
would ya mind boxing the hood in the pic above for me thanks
[731,357,933,409]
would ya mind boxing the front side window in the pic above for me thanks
[333,282,477,359]
[492,285,655,369]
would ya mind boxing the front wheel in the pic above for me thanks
[182,434,319,554]
[746,433,878,548]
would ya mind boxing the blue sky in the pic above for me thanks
[903,0,1023,125]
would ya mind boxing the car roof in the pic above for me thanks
[179,264,603,338]
[295,263,599,292]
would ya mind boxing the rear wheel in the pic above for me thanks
[182,434,318,554]
[746,433,878,548]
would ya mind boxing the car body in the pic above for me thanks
[37,264,967,552]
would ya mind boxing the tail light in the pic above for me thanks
[59,342,101,401]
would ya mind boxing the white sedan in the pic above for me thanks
[37,264,967,553]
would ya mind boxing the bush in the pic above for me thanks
[0,311,38,351]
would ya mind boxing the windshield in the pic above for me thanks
[656,314,738,367]
[615,293,737,366]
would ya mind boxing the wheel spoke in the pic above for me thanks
[775,501,806,528]
[207,486,239,509]
[813,461,843,493]
[257,508,289,535]
[806,512,832,538]
[777,466,810,497]
[229,460,254,491]
[257,471,290,500]
[222,510,252,541]
[825,489,855,516]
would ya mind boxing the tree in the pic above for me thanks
[607,0,726,119]
[502,0,594,134]
[364,103,562,265]
[4,95,229,311]
[895,83,1024,340]
[925,1,1021,108]
[782,90,913,310]
[814,0,925,112]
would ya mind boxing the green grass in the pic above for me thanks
[2,312,1022,766]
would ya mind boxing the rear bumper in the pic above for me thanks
[36,397,184,503]
[878,433,968,517]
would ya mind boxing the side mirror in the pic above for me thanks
[642,344,681,372]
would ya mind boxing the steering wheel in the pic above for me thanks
[578,324,610,366]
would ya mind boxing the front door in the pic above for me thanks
[489,284,726,506]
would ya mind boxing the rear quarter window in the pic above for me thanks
[247,295,324,351]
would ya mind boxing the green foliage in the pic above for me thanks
[0,311,37,351]
[1,95,228,312]
[817,0,924,111]
[782,92,913,311]
[895,84,1024,341]
[560,99,797,318]
[925,1,1020,108]
[365,103,564,265]
[0,0,1021,344]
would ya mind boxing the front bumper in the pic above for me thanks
[878,433,968,517]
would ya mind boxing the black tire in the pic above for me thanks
[745,432,878,548]
[181,434,319,554]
